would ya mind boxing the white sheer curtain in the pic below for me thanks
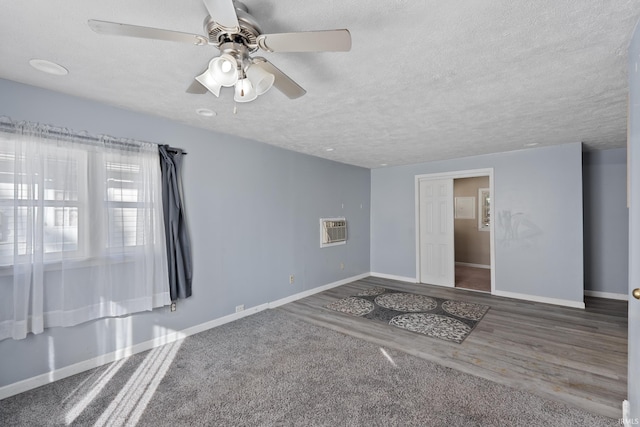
[0,119,170,340]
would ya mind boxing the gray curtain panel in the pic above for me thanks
[158,145,192,300]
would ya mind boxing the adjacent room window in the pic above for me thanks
[478,187,490,231]
[0,118,170,341]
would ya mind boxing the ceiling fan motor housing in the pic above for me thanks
[218,42,253,73]
[204,1,262,51]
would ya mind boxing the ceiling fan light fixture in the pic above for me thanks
[195,69,223,97]
[234,78,257,103]
[246,64,274,95]
[210,54,238,87]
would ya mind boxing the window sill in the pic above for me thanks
[0,255,137,277]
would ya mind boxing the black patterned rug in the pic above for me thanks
[325,287,490,344]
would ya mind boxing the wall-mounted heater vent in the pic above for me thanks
[320,217,347,248]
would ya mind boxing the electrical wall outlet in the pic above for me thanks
[235,304,244,313]
[340,262,344,270]
[170,302,176,312]
[289,274,295,284]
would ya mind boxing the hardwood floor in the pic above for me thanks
[455,264,491,292]
[278,276,628,419]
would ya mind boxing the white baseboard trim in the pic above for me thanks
[370,272,417,283]
[370,272,586,309]
[268,273,370,309]
[584,290,628,301]
[618,399,639,427]
[0,272,368,400]
[494,290,585,309]
[455,262,491,269]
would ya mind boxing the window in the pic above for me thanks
[104,157,157,249]
[0,146,157,265]
[0,145,86,264]
[0,120,170,341]
[478,188,490,231]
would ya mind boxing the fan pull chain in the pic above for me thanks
[238,61,244,97]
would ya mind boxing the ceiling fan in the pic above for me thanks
[88,0,351,103]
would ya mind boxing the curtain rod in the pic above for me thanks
[0,116,187,155]
[163,146,187,156]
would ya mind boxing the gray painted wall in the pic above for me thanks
[0,79,371,387]
[583,148,629,295]
[371,142,584,304]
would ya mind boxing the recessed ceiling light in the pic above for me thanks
[196,108,216,117]
[524,142,539,147]
[29,59,68,76]
[325,148,335,152]
[380,163,388,167]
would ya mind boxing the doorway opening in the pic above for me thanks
[415,168,495,294]
[453,177,491,293]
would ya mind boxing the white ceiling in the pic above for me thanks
[1,0,639,168]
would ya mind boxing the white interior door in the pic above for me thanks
[418,178,454,286]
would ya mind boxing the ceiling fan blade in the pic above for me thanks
[88,20,208,45]
[186,79,208,94]
[253,59,306,99]
[257,29,351,53]
[203,0,239,32]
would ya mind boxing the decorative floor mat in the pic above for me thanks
[325,287,490,343]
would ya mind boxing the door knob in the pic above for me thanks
[633,288,640,300]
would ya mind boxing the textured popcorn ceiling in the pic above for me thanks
[1,1,639,168]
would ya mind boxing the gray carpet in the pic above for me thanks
[0,309,617,426]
